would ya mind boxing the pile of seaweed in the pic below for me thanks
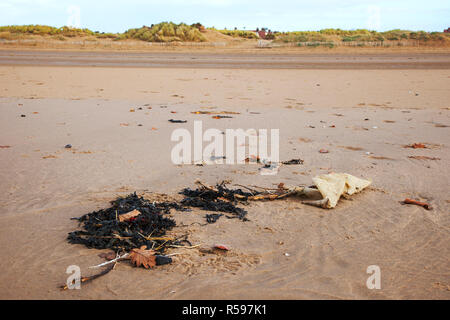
[67,193,189,253]
[180,182,261,222]
[67,182,262,253]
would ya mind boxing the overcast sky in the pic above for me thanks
[0,0,449,32]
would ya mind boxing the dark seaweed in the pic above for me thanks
[205,213,223,224]
[282,159,304,165]
[67,193,185,253]
[180,183,260,222]
[68,183,259,253]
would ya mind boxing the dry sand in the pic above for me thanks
[0,52,449,299]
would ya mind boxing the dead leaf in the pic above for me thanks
[0,146,11,149]
[119,209,141,222]
[129,246,156,269]
[319,149,329,153]
[120,123,129,127]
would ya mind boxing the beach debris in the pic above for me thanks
[319,149,329,153]
[245,155,261,163]
[180,181,252,222]
[129,246,157,269]
[64,173,372,288]
[20,114,26,117]
[67,192,183,252]
[0,145,11,149]
[276,173,372,209]
[168,119,187,123]
[402,198,432,210]
[206,213,223,223]
[408,156,440,160]
[120,123,129,127]
[130,108,135,112]
[404,143,427,149]
[155,255,173,266]
[214,244,230,251]
[192,111,240,115]
[61,262,116,290]
[281,159,304,165]
[339,146,363,151]
[64,144,72,149]
[305,173,371,208]
[210,155,226,162]
[118,209,141,222]
[368,155,394,160]
[434,123,448,128]
[212,115,232,119]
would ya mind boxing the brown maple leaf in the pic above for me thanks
[129,246,156,269]
[118,209,141,222]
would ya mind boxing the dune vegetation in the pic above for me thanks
[274,28,449,43]
[214,29,259,39]
[0,24,448,47]
[0,22,206,42]
[118,22,206,42]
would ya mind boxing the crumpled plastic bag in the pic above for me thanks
[290,173,372,208]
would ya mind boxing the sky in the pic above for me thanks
[0,0,449,33]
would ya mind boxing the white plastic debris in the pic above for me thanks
[290,173,372,209]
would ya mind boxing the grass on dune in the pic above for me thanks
[0,24,448,45]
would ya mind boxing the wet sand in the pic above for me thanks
[1,50,450,69]
[0,52,449,299]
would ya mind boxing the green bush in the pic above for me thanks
[218,29,258,39]
[123,22,206,42]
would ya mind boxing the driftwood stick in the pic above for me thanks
[61,262,117,290]
[89,253,130,269]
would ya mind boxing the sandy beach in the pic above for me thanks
[0,51,449,299]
